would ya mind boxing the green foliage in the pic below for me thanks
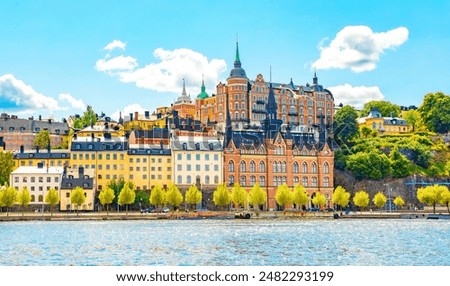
[312,192,327,208]
[372,192,387,210]
[98,187,115,214]
[346,151,391,180]
[334,149,347,170]
[149,185,166,208]
[418,92,450,133]
[34,129,50,149]
[70,186,86,215]
[361,100,401,117]
[1,186,17,216]
[275,184,293,210]
[231,183,248,209]
[73,105,97,129]
[440,188,450,214]
[185,185,202,210]
[118,183,136,214]
[165,184,183,210]
[107,178,133,205]
[332,186,350,210]
[45,188,60,215]
[360,126,374,138]
[417,185,447,214]
[213,183,231,209]
[333,105,359,143]
[402,109,424,132]
[393,196,405,209]
[389,148,412,178]
[353,190,369,211]
[292,184,309,210]
[0,151,14,186]
[249,183,267,210]
[17,186,31,209]
[135,191,149,205]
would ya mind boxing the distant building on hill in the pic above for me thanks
[358,108,410,135]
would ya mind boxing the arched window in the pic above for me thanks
[240,161,246,172]
[240,176,246,186]
[235,102,239,110]
[302,162,308,173]
[273,162,277,172]
[294,177,299,184]
[259,161,265,172]
[293,162,299,173]
[214,175,219,184]
[312,162,317,173]
[205,175,210,184]
[323,162,329,174]
[250,176,256,186]
[324,177,329,187]
[186,175,192,184]
[241,112,245,119]
[281,162,286,173]
[280,146,285,155]
[228,161,234,172]
[302,177,308,186]
[228,175,235,186]
[31,195,35,202]
[38,195,43,202]
[277,162,282,173]
[177,175,182,184]
[273,176,278,186]
[312,177,317,187]
[241,102,245,110]
[260,176,265,187]
[250,161,256,172]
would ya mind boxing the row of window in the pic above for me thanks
[14,186,59,192]
[227,161,330,174]
[14,176,59,183]
[176,153,219,161]
[227,175,330,187]
[176,164,219,172]
[20,160,66,167]
[176,175,220,185]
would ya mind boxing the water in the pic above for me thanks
[0,219,449,266]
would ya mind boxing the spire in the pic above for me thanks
[201,74,206,93]
[313,71,318,85]
[182,78,187,95]
[229,40,247,79]
[197,74,209,99]
[234,41,241,68]
[267,82,277,120]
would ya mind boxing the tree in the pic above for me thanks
[74,105,97,129]
[107,178,134,210]
[402,109,423,132]
[275,184,293,210]
[372,192,387,212]
[213,183,231,210]
[389,148,412,178]
[439,187,450,214]
[149,185,166,210]
[333,105,359,143]
[249,183,267,212]
[1,186,17,216]
[292,184,309,210]
[360,126,373,138]
[135,191,149,209]
[418,92,450,133]
[231,183,248,209]
[98,187,115,215]
[361,100,401,117]
[312,192,327,210]
[0,151,14,186]
[353,190,369,213]
[185,185,202,211]
[417,185,446,214]
[393,196,405,210]
[346,151,391,180]
[16,187,31,216]
[118,183,136,215]
[34,129,50,149]
[45,188,60,216]
[165,184,183,211]
[70,186,86,216]
[332,186,351,211]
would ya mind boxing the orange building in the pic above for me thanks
[171,79,195,119]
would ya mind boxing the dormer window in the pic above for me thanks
[35,127,40,132]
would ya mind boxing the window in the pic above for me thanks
[293,162,299,173]
[281,162,286,173]
[214,175,219,184]
[196,165,201,171]
[39,177,43,183]
[302,177,308,186]
[187,165,191,171]
[196,154,200,160]
[186,154,191,160]
[228,175,235,186]
[240,176,246,186]
[177,164,182,171]
[186,175,192,184]
[205,154,210,161]
[240,161,246,172]
[228,161,234,172]
[205,165,210,171]
[205,175,210,184]
[312,177,317,187]
[214,154,219,161]
[312,162,317,173]
[323,162,329,174]
[259,161,265,172]
[250,176,256,187]
[214,165,219,171]
[324,177,329,187]
[250,161,256,172]
[294,176,299,184]
[260,176,265,187]
[302,162,308,173]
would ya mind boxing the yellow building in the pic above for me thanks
[123,111,168,132]
[60,167,95,211]
[13,147,70,170]
[358,108,410,135]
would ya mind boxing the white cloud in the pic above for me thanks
[58,93,86,110]
[103,40,126,51]
[111,103,147,121]
[95,55,138,72]
[96,44,227,95]
[0,74,61,111]
[313,26,409,72]
[328,83,384,109]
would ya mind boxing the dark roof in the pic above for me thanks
[14,150,70,160]
[0,115,69,135]
[128,148,171,155]
[171,139,223,151]
[132,128,170,139]
[71,140,127,151]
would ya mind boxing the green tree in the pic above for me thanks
[372,192,387,211]
[74,105,97,129]
[346,151,391,180]
[249,183,267,212]
[1,186,17,216]
[417,185,446,214]
[165,184,183,211]
[135,191,149,209]
[275,184,293,210]
[353,190,370,213]
[98,187,115,215]
[16,187,31,216]
[107,178,134,209]
[70,186,86,216]
[389,148,412,178]
[361,100,401,117]
[292,184,309,210]
[333,105,359,143]
[0,152,14,186]
[45,188,60,216]
[418,92,450,133]
[185,185,202,211]
[213,183,231,210]
[312,192,327,210]
[439,187,450,214]
[34,129,50,149]
[118,183,136,215]
[149,185,166,210]
[393,196,405,210]
[332,186,351,211]
[231,183,248,209]
[360,126,373,138]
[402,109,423,132]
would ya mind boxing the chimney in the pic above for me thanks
[36,146,40,153]
[39,115,42,121]
[145,111,150,118]
[47,143,51,153]
[20,145,24,153]
[390,112,394,118]
[129,113,133,121]
[134,111,139,121]
[78,166,84,178]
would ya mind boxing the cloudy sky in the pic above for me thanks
[1,0,449,120]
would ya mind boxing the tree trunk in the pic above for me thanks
[433,204,436,214]
[106,204,109,216]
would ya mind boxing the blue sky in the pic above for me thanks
[1,0,450,121]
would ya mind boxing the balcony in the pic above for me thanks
[252,108,266,114]
[256,99,266,104]
[288,111,298,116]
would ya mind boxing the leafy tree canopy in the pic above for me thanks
[0,152,14,186]
[333,105,359,143]
[165,184,183,209]
[149,185,166,208]
[292,184,309,209]
[332,186,350,209]
[249,183,267,209]
[353,190,370,210]
[361,100,401,117]
[275,184,293,210]
[312,192,327,208]
[418,92,450,133]
[213,183,231,208]
[34,129,50,149]
[372,192,387,209]
[231,183,248,209]
[185,185,202,207]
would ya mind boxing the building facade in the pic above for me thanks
[60,167,95,211]
[358,108,410,135]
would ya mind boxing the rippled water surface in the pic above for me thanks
[0,219,449,265]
